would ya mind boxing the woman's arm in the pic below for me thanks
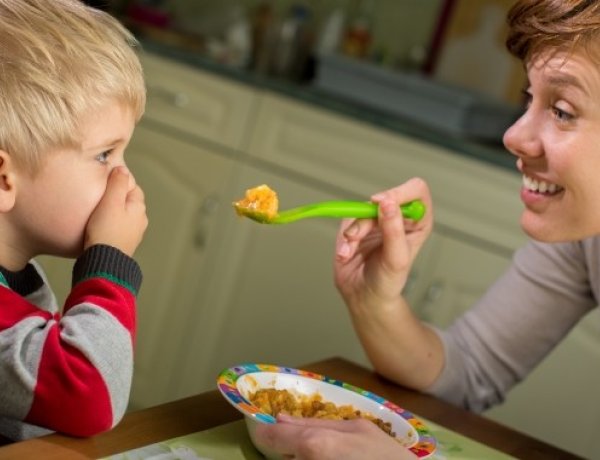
[334,178,445,390]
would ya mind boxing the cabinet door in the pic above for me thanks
[140,52,257,151]
[175,166,371,399]
[409,232,513,327]
[123,122,237,409]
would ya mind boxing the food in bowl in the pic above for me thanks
[217,364,437,459]
[249,388,397,438]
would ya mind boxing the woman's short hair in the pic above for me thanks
[506,0,600,62]
[0,0,146,174]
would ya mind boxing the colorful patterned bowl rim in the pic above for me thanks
[216,363,437,458]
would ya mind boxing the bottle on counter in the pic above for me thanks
[316,1,346,57]
[249,1,277,74]
[223,6,252,69]
[341,0,374,59]
[202,3,252,69]
[269,4,315,81]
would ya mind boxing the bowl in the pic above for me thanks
[217,363,437,459]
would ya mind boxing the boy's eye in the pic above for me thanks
[96,150,112,164]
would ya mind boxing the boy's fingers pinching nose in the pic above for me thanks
[104,167,131,201]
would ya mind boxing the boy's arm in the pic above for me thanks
[0,244,142,438]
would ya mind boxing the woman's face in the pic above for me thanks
[503,49,600,242]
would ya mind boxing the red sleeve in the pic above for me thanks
[25,278,136,436]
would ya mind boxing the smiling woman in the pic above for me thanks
[503,52,600,242]
[253,1,600,459]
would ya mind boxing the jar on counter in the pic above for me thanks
[341,0,374,59]
[269,4,315,81]
[249,1,277,74]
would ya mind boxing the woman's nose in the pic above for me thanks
[503,110,543,158]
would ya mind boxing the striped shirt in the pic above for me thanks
[0,244,142,440]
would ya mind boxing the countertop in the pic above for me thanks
[133,24,518,174]
[0,357,580,459]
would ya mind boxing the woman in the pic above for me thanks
[255,0,600,458]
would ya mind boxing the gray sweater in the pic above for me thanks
[0,245,142,440]
[426,237,599,412]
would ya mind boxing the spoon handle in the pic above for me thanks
[271,200,425,224]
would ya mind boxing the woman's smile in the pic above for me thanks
[519,174,565,210]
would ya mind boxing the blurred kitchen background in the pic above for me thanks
[61,1,600,459]
[89,0,525,144]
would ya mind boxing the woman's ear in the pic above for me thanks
[0,150,17,212]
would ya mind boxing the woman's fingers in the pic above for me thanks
[276,414,370,432]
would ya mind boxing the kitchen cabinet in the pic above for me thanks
[175,166,371,398]
[405,232,513,328]
[140,52,256,152]
[124,122,240,409]
[122,53,258,409]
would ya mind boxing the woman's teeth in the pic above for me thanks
[523,175,563,194]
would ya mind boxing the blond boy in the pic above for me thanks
[0,0,147,440]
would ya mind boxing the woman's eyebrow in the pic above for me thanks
[545,74,588,95]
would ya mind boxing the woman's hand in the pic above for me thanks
[334,178,433,308]
[254,414,418,460]
[332,179,443,388]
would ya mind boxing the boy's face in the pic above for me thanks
[503,49,600,242]
[11,101,137,260]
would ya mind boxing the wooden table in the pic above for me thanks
[0,357,582,459]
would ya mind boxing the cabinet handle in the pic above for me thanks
[415,281,444,323]
[147,85,190,108]
[424,281,444,304]
[194,195,220,248]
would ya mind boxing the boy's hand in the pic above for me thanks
[84,166,148,257]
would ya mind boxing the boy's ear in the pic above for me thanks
[0,150,17,212]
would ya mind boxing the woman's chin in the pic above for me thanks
[521,214,563,242]
[521,213,593,243]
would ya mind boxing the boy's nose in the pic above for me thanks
[503,111,543,159]
[113,164,136,191]
[124,167,136,191]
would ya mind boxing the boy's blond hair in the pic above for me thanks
[0,0,146,174]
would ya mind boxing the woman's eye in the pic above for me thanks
[552,106,574,122]
[96,150,112,164]
[520,89,532,112]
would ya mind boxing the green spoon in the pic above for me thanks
[234,199,426,224]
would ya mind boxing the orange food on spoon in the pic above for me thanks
[233,184,279,222]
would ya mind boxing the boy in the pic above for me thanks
[0,0,147,440]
